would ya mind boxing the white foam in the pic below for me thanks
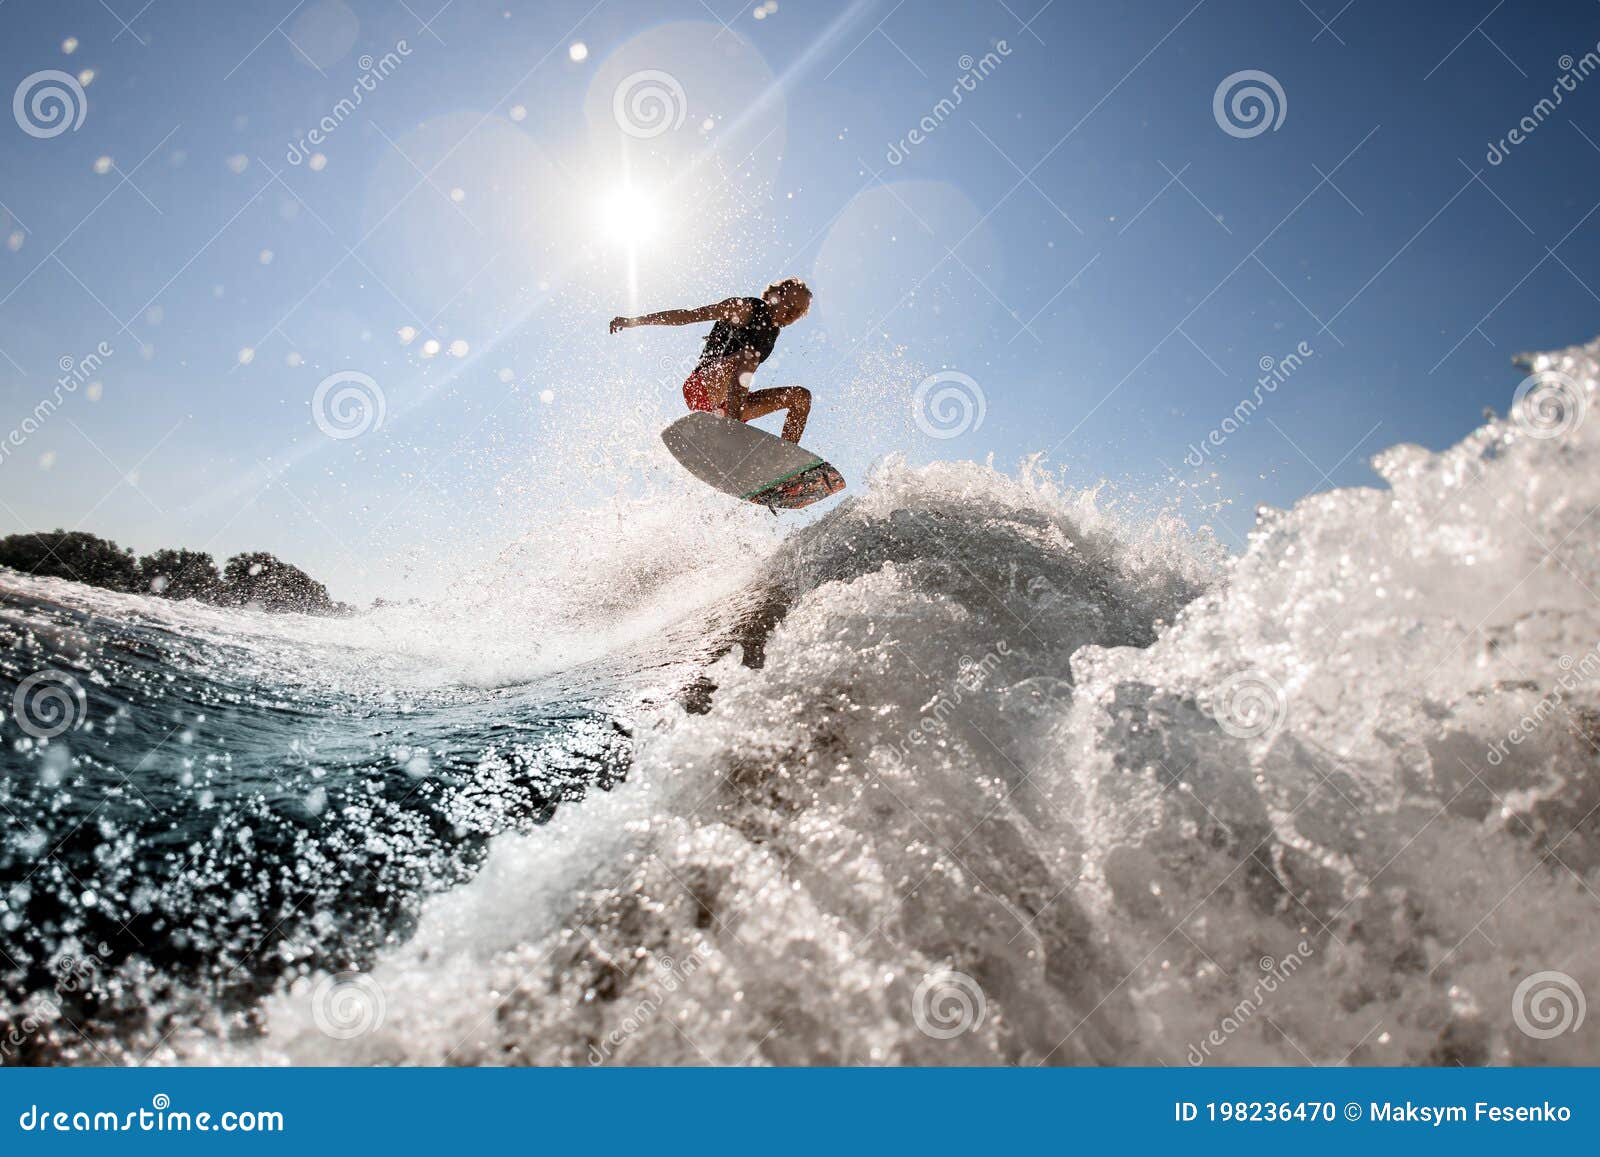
[183,337,1600,1065]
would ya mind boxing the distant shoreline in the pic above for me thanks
[0,530,352,616]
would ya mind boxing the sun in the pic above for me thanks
[597,185,661,248]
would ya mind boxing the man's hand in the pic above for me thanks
[609,316,632,334]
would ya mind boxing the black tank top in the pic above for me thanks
[698,297,779,367]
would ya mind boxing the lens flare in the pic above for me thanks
[597,186,660,248]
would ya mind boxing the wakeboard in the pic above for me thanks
[661,412,846,511]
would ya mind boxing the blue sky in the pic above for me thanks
[2,0,1598,603]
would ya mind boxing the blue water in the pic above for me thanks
[0,579,641,1061]
[3,337,1600,1066]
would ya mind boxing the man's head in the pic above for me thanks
[764,277,812,326]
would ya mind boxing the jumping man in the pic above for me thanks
[610,278,813,443]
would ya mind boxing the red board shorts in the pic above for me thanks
[682,359,730,416]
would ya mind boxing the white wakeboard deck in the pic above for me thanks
[661,412,846,510]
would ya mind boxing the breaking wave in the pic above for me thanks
[5,337,1600,1066]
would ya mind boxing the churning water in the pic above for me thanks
[4,337,1598,1066]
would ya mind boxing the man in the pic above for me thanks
[610,278,813,443]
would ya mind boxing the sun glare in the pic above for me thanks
[598,186,661,247]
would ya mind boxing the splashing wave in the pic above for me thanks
[6,337,1600,1067]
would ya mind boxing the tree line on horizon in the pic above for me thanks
[0,530,350,615]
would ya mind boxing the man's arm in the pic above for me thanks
[610,297,751,333]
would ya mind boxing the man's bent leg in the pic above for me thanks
[741,386,811,443]
[719,351,761,421]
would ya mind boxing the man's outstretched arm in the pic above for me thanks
[610,298,751,333]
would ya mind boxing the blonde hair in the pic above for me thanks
[764,277,811,305]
